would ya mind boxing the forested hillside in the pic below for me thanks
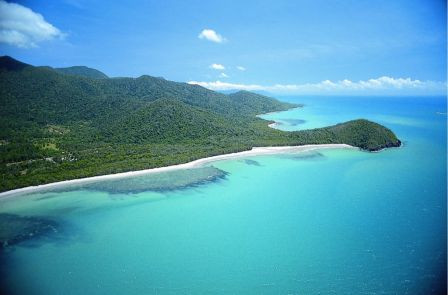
[0,56,401,191]
[55,66,109,79]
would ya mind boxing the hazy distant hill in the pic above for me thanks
[55,66,109,79]
[0,56,400,191]
[228,90,303,115]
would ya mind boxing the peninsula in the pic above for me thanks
[0,56,401,192]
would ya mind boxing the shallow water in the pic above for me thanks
[1,96,446,294]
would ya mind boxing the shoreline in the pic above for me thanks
[255,106,302,120]
[0,144,355,199]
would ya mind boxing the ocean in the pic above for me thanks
[0,95,446,294]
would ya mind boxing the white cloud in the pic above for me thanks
[219,73,229,78]
[210,63,225,70]
[0,0,64,48]
[188,76,447,95]
[188,80,265,91]
[198,29,226,43]
[236,66,246,71]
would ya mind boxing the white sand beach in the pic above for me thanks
[0,144,355,199]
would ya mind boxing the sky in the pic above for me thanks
[0,0,446,95]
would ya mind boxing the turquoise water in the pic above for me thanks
[1,96,446,294]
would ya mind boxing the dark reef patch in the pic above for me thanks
[81,166,229,195]
[243,159,262,166]
[288,151,326,161]
[283,118,306,126]
[0,213,61,249]
[35,193,63,201]
[29,166,230,197]
[0,214,73,295]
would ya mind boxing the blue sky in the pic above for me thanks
[0,0,446,94]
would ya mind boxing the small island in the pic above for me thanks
[0,56,401,192]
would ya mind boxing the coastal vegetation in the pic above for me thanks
[0,56,401,192]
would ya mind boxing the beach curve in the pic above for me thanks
[0,144,355,199]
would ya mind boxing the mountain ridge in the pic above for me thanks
[0,56,401,192]
[54,66,109,79]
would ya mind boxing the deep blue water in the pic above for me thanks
[0,96,446,294]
